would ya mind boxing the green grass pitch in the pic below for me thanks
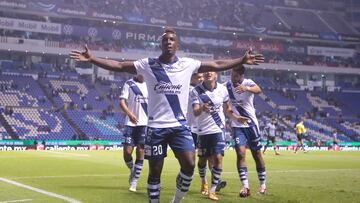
[0,150,359,203]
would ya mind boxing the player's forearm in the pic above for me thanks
[90,57,136,74]
[247,85,262,94]
[199,58,244,73]
[119,100,132,116]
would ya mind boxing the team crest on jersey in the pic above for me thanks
[147,128,153,136]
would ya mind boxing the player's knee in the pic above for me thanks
[236,150,246,160]
[197,160,206,168]
[181,162,195,175]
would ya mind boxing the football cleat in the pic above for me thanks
[215,180,227,192]
[258,185,266,195]
[239,187,251,198]
[201,182,209,195]
[208,192,219,201]
[129,183,137,192]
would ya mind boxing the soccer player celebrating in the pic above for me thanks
[70,27,264,203]
[263,118,280,155]
[294,119,307,153]
[191,71,248,201]
[225,65,267,197]
[188,73,227,197]
[119,74,148,192]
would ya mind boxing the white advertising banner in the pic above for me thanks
[0,17,61,34]
[307,46,355,58]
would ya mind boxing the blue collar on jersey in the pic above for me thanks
[232,79,244,87]
[157,56,179,65]
[202,82,217,92]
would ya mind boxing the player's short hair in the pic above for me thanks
[160,27,178,43]
[163,27,177,35]
[233,64,245,75]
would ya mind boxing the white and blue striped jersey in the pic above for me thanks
[225,79,259,129]
[120,79,148,126]
[191,83,229,135]
[187,84,199,133]
[134,57,201,128]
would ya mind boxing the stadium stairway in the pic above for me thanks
[94,82,117,110]
[0,113,18,139]
[36,80,88,140]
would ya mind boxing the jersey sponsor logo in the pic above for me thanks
[154,81,182,95]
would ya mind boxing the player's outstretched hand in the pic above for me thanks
[128,112,139,124]
[241,48,264,65]
[202,103,212,113]
[69,44,92,62]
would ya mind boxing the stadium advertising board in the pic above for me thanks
[180,36,233,47]
[234,40,284,53]
[124,14,145,23]
[307,46,355,58]
[62,24,122,40]
[0,0,26,9]
[92,11,123,21]
[320,32,339,41]
[0,17,61,34]
[286,45,306,54]
[293,31,319,39]
[56,8,86,17]
[338,34,360,42]
[176,20,194,28]
[125,31,161,42]
[218,25,245,32]
[198,20,218,30]
[266,30,291,37]
[1,140,359,151]
[149,17,167,25]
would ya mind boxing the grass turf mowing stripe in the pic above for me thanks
[0,178,81,203]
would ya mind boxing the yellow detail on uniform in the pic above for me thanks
[295,123,306,134]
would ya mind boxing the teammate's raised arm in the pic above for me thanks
[69,45,137,74]
[234,84,262,94]
[198,49,264,73]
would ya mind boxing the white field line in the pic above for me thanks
[0,178,81,203]
[9,168,360,180]
[0,199,32,203]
